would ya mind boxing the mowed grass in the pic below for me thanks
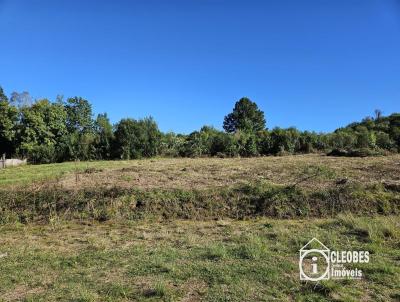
[0,215,399,301]
[1,154,400,190]
[0,160,135,187]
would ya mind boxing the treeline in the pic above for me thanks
[0,86,399,163]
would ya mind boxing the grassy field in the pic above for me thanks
[0,215,399,301]
[0,155,399,301]
[1,154,400,190]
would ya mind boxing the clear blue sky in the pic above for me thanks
[0,0,399,133]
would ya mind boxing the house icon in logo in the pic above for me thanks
[299,238,330,281]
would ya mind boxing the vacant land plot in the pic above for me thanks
[0,154,399,223]
[1,154,400,190]
[0,155,399,301]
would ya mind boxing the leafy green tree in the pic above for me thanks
[223,97,266,133]
[94,113,114,159]
[138,117,161,157]
[47,101,68,141]
[63,97,96,160]
[114,119,137,159]
[18,99,68,163]
[56,131,80,161]
[78,132,97,160]
[114,117,161,159]
[65,97,93,134]
[1,83,399,162]
[0,87,18,156]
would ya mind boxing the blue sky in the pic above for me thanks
[0,0,399,133]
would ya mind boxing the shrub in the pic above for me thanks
[327,149,348,157]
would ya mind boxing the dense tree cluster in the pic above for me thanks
[0,86,399,163]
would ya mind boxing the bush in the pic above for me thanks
[210,132,239,157]
[327,149,348,157]
[160,132,186,157]
[327,148,382,157]
[25,144,56,164]
[347,148,382,157]
[269,127,300,155]
[256,130,271,155]
[376,131,395,150]
[235,131,258,156]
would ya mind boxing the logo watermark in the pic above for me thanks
[299,238,369,282]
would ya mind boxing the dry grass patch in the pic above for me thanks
[2,154,398,190]
[31,154,400,191]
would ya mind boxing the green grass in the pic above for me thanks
[0,215,398,301]
[0,160,135,187]
[0,181,398,224]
